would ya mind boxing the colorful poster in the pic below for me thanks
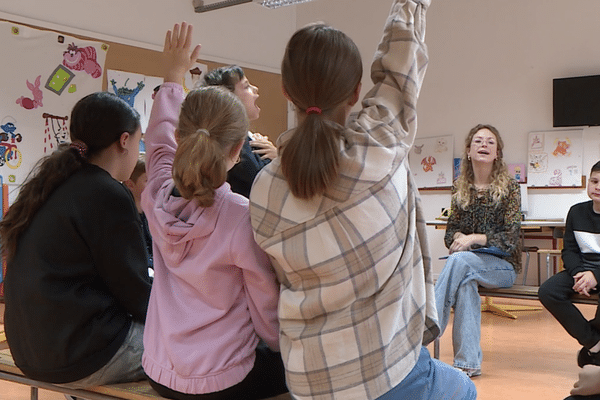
[107,63,206,142]
[0,22,107,187]
[527,130,583,187]
[507,163,526,183]
[409,134,454,188]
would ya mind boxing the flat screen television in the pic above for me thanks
[553,75,600,127]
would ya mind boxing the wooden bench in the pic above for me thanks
[0,347,166,400]
[432,285,600,359]
[0,347,292,400]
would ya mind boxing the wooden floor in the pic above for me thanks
[0,299,593,400]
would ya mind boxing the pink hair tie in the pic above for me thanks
[70,140,88,159]
[306,106,322,115]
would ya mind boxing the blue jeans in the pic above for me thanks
[376,347,476,400]
[435,251,516,370]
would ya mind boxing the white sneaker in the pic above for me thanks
[454,366,481,378]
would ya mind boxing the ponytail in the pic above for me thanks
[281,115,342,199]
[173,86,248,207]
[173,130,228,207]
[280,23,362,200]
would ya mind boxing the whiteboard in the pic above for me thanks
[527,130,583,187]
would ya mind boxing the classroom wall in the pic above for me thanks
[0,0,296,73]
[3,0,600,277]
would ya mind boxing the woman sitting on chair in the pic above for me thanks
[435,123,522,377]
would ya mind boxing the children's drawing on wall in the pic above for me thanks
[0,22,107,188]
[0,117,23,182]
[507,163,526,183]
[107,65,207,152]
[409,134,453,188]
[453,158,461,181]
[527,130,583,187]
[42,113,69,154]
[16,75,43,110]
[62,42,103,78]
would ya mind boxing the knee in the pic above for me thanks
[538,281,553,305]
[538,278,567,306]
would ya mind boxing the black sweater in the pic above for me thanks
[562,200,600,283]
[4,163,152,384]
[226,135,270,198]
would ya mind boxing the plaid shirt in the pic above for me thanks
[250,1,437,398]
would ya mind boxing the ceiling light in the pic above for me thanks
[259,0,315,9]
[193,0,314,13]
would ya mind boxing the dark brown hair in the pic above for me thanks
[280,24,362,199]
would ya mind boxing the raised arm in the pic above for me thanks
[162,22,201,86]
[143,23,201,209]
[357,0,430,153]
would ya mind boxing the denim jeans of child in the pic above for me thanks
[376,346,477,400]
[435,251,516,370]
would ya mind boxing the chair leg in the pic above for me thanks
[522,251,530,286]
[537,253,541,286]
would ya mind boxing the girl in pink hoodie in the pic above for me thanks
[141,23,287,400]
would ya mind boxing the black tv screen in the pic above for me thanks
[554,75,600,127]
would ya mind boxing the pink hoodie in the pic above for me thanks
[141,82,280,394]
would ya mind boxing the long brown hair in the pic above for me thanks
[454,124,512,209]
[0,92,140,261]
[172,86,248,207]
[280,24,363,199]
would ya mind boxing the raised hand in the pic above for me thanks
[163,22,202,85]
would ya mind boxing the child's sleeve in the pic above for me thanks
[141,83,185,212]
[354,0,429,156]
[562,206,585,277]
[232,213,280,351]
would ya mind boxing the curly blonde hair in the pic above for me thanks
[454,124,512,209]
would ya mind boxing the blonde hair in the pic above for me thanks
[280,23,363,200]
[454,124,512,209]
[172,86,248,207]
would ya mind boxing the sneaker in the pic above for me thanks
[577,347,600,367]
[454,366,482,378]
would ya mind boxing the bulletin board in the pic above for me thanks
[527,130,583,187]
[409,134,454,189]
[101,39,287,141]
[0,18,288,194]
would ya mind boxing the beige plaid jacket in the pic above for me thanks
[250,0,438,398]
